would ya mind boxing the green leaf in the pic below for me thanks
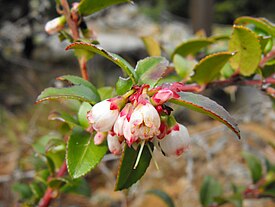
[258,35,273,54]
[116,77,133,95]
[36,85,100,105]
[98,86,116,100]
[48,178,69,189]
[170,92,241,139]
[135,56,169,88]
[234,16,275,36]
[12,183,33,200]
[67,127,108,179]
[226,194,243,207]
[228,26,262,76]
[78,0,130,16]
[48,111,79,128]
[173,54,196,79]
[141,36,161,56]
[46,147,65,170]
[78,102,92,128]
[242,152,262,183]
[115,144,153,191]
[200,176,222,207]
[32,134,60,154]
[66,42,137,83]
[58,75,99,96]
[172,38,214,58]
[192,51,236,84]
[146,189,175,207]
[61,178,91,197]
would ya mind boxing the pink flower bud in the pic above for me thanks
[158,124,190,157]
[94,132,107,145]
[87,99,119,132]
[151,89,179,105]
[107,134,122,155]
[44,16,66,35]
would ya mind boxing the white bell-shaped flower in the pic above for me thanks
[87,100,119,132]
[158,124,190,157]
[107,134,122,155]
[129,101,161,140]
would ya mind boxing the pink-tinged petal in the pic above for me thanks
[152,89,174,105]
[143,103,160,128]
[123,119,138,145]
[87,100,119,132]
[94,132,107,145]
[107,134,122,155]
[158,124,190,157]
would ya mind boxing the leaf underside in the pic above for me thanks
[192,51,236,84]
[229,25,262,76]
[170,92,241,139]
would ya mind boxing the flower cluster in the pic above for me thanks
[87,85,190,157]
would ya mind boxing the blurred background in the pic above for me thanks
[0,0,275,206]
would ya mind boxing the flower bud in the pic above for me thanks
[45,16,66,35]
[158,124,190,157]
[94,132,107,145]
[129,101,160,140]
[151,89,179,105]
[87,99,120,132]
[113,103,132,136]
[107,134,122,155]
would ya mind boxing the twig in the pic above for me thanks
[38,162,67,207]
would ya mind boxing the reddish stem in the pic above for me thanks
[61,0,89,80]
[78,57,89,80]
[259,49,275,68]
[61,0,79,40]
[38,162,67,207]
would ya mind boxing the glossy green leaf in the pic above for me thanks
[78,102,92,128]
[48,111,79,128]
[170,92,241,139]
[36,85,100,105]
[115,144,153,191]
[98,86,116,100]
[66,42,137,83]
[200,176,222,207]
[116,77,133,95]
[234,16,275,36]
[146,189,175,207]
[228,26,262,76]
[172,38,214,58]
[192,51,236,84]
[67,127,108,179]
[135,56,169,88]
[173,54,196,79]
[242,152,262,183]
[141,36,161,56]
[78,0,130,16]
